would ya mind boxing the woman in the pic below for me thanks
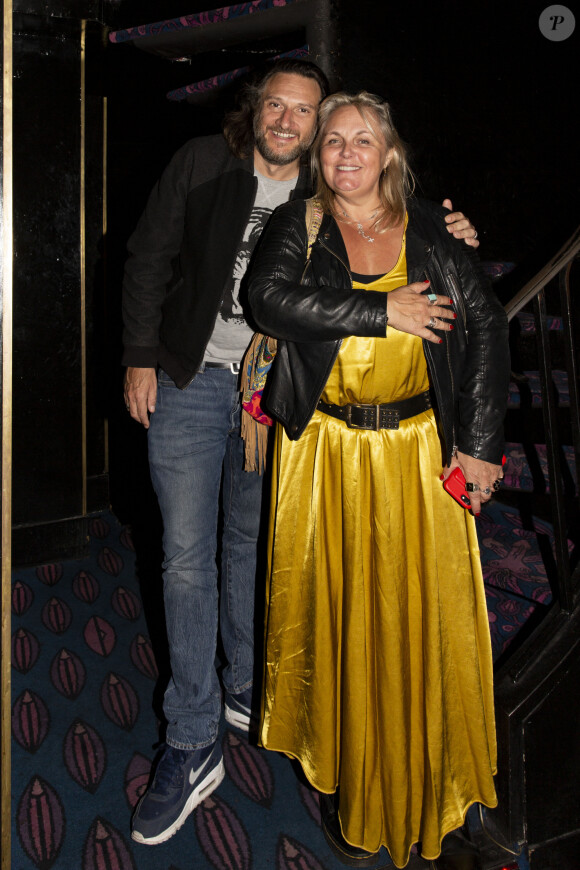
[248,92,509,868]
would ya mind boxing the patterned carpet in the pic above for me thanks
[11,496,552,870]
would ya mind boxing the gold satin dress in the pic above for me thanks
[260,236,497,867]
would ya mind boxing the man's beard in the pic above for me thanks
[254,121,312,166]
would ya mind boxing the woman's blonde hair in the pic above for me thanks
[311,91,414,231]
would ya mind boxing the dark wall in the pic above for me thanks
[11,12,108,564]
[105,0,578,267]
[12,15,81,524]
[340,0,578,269]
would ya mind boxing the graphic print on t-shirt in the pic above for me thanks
[204,170,296,364]
[219,206,272,324]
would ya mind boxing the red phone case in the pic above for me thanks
[443,467,471,509]
[442,455,507,510]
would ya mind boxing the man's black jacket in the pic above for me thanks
[122,134,311,387]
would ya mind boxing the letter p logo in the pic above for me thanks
[539,5,576,40]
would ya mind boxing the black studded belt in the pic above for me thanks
[316,389,432,430]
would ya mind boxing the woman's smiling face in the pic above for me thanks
[319,104,391,201]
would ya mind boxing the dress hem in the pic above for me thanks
[261,735,497,869]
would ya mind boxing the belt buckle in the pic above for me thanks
[230,362,240,374]
[346,404,377,430]
[380,408,400,430]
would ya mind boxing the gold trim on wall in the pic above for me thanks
[80,19,87,515]
[1,0,13,865]
[103,94,109,474]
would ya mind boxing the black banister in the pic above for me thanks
[560,263,580,504]
[534,289,573,610]
[504,224,580,322]
[503,225,580,614]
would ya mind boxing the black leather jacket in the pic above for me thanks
[248,197,510,465]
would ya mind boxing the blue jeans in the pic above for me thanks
[148,367,263,749]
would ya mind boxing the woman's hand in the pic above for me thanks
[443,450,504,516]
[387,281,455,343]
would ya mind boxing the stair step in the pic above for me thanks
[476,500,567,659]
[502,441,577,494]
[481,260,516,281]
[478,500,555,601]
[507,370,569,407]
[485,586,543,661]
[516,311,564,332]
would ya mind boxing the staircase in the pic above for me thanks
[474,227,580,869]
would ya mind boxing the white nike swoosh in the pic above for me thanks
[189,751,213,785]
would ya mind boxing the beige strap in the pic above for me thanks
[305,198,324,260]
[241,199,324,473]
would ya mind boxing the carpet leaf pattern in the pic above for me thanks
[195,794,252,870]
[63,720,107,793]
[17,776,66,869]
[11,510,539,868]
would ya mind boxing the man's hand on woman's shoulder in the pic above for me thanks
[442,198,480,248]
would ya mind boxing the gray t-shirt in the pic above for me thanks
[204,170,297,365]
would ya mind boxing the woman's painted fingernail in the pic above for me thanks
[453,312,457,319]
[449,325,454,331]
[440,473,445,480]
[449,298,454,305]
[438,338,443,344]
[424,280,430,284]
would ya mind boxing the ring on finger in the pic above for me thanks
[482,486,491,496]
[428,316,437,328]
[493,479,502,492]
[427,293,438,305]
[465,482,479,493]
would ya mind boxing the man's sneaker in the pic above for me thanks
[131,742,224,845]
[224,686,257,733]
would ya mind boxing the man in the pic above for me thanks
[122,58,478,847]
